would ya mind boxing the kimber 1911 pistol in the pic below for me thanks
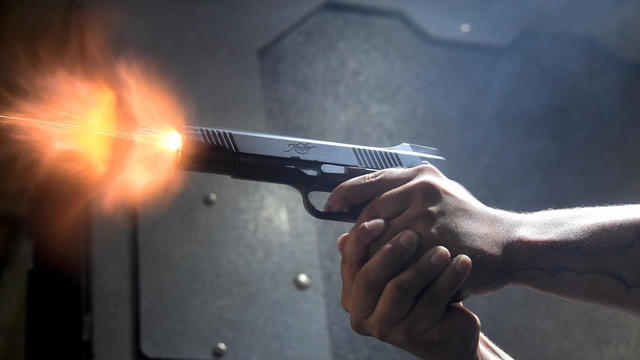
[177,125,445,222]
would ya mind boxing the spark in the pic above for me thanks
[0,114,181,149]
[160,131,182,152]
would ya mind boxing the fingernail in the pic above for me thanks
[397,231,418,250]
[455,255,470,274]
[363,219,385,232]
[429,247,449,266]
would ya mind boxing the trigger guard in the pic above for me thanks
[296,186,359,222]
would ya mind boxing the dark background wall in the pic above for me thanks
[84,1,640,359]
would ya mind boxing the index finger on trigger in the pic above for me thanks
[325,168,418,212]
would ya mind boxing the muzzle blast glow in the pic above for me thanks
[0,62,186,210]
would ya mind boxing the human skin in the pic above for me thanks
[338,219,513,359]
[327,164,640,311]
[327,165,640,358]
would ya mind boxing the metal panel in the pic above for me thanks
[258,4,640,360]
[91,1,640,360]
[138,175,332,359]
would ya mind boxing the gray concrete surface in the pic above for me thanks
[92,1,640,359]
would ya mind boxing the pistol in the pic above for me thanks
[177,125,445,222]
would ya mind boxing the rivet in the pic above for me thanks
[213,342,227,357]
[204,193,217,206]
[294,273,311,290]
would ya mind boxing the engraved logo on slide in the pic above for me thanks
[285,143,315,154]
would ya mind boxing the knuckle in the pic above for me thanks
[413,164,432,172]
[387,277,412,298]
[469,312,482,333]
[414,164,439,175]
[350,316,369,336]
[354,268,375,288]
[418,206,438,224]
[351,223,366,239]
[410,178,437,194]
[372,325,391,342]
[410,197,436,215]
[341,294,350,313]
[361,170,385,184]
[360,202,379,221]
[413,179,443,204]
[457,311,482,342]
[430,204,445,218]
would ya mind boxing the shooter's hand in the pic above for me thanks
[338,221,481,359]
[327,165,517,297]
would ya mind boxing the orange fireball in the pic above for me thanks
[2,60,186,211]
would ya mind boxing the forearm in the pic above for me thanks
[504,205,640,314]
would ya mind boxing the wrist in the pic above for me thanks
[501,210,557,286]
[490,209,533,287]
[463,206,525,295]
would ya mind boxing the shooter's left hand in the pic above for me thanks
[338,220,481,359]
